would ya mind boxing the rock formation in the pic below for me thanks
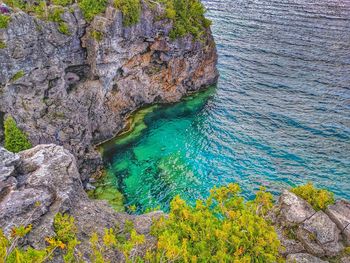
[0,1,219,181]
[274,191,350,262]
[1,144,350,262]
[0,144,163,261]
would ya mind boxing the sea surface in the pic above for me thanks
[97,0,350,212]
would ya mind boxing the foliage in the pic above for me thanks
[78,0,108,21]
[114,0,141,27]
[47,7,71,35]
[4,116,32,153]
[11,70,24,81]
[0,185,283,262]
[0,40,6,49]
[147,184,282,262]
[52,0,73,7]
[89,220,145,262]
[90,30,104,42]
[1,225,48,263]
[0,14,11,29]
[0,213,81,263]
[155,0,211,39]
[52,213,80,262]
[291,182,335,211]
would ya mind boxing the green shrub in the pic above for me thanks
[0,40,6,49]
[291,182,335,211]
[0,185,283,262]
[4,116,32,153]
[47,7,71,35]
[156,0,212,39]
[114,0,141,27]
[11,70,25,81]
[0,14,11,29]
[3,0,26,10]
[147,184,282,262]
[90,30,104,41]
[78,0,108,21]
[52,0,73,7]
[58,22,70,34]
[32,1,49,19]
[0,213,80,262]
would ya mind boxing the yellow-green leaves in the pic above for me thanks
[4,116,32,153]
[149,183,283,262]
[114,0,141,27]
[291,182,335,211]
[78,0,108,21]
[0,14,10,29]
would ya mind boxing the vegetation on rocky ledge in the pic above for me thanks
[4,116,32,153]
[155,0,212,39]
[0,184,285,262]
[2,0,210,39]
[114,0,141,27]
[0,14,10,28]
[291,182,335,211]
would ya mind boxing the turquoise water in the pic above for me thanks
[99,0,350,213]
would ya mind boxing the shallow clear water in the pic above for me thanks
[99,0,350,213]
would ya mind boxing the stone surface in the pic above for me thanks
[0,1,218,181]
[0,145,163,261]
[286,253,328,263]
[345,225,350,245]
[276,226,306,256]
[297,211,344,257]
[276,190,316,227]
[326,200,350,245]
[0,147,19,197]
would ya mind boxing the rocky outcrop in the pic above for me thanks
[0,1,218,181]
[1,144,350,262]
[275,191,350,262]
[0,145,163,261]
[326,201,350,245]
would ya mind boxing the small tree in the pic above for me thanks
[4,116,32,153]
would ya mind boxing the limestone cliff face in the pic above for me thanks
[0,1,218,180]
[0,145,163,261]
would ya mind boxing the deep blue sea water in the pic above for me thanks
[98,0,350,213]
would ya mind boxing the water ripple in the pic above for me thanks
[100,0,350,212]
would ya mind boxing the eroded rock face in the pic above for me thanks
[0,1,218,181]
[326,200,350,245]
[276,190,316,226]
[0,145,163,261]
[276,190,349,261]
[297,211,343,257]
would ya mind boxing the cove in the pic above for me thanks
[93,0,350,213]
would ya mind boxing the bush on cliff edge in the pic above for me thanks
[4,116,32,153]
[0,184,283,262]
[291,182,335,211]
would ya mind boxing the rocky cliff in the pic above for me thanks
[0,144,163,261]
[1,144,349,262]
[0,1,218,181]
